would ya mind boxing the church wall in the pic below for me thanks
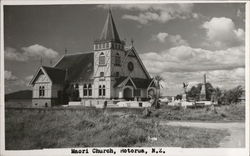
[123,55,148,79]
[32,73,52,98]
[51,84,63,98]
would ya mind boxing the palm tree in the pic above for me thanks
[154,75,164,109]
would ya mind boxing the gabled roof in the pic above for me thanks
[114,76,153,89]
[54,52,94,82]
[124,47,151,79]
[42,66,66,84]
[29,66,65,85]
[97,9,121,43]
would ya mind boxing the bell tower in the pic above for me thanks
[93,9,125,99]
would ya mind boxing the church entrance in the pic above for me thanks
[123,87,133,100]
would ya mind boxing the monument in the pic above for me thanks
[182,82,189,101]
[199,74,206,101]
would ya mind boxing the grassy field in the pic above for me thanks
[5,108,229,150]
[151,104,245,122]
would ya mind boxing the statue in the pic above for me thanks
[183,82,189,93]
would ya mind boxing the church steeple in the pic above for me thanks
[99,9,121,43]
[94,9,124,51]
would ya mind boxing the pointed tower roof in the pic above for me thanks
[99,9,121,43]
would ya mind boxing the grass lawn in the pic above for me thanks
[151,103,245,122]
[5,108,229,150]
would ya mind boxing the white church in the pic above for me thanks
[30,9,157,107]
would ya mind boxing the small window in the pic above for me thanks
[100,72,104,77]
[115,53,121,66]
[102,85,106,96]
[99,52,105,65]
[99,85,102,96]
[83,84,88,96]
[115,72,119,77]
[88,84,92,96]
[39,86,45,97]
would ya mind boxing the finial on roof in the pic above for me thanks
[64,48,68,55]
[131,38,134,47]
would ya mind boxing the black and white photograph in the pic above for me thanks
[1,1,249,156]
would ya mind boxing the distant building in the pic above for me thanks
[29,10,157,107]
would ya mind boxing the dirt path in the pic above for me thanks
[160,121,245,148]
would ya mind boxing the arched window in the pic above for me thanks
[88,84,92,96]
[99,85,102,96]
[102,85,106,96]
[115,53,121,66]
[39,86,42,96]
[83,84,88,96]
[99,52,105,65]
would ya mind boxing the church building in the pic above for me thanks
[30,9,157,107]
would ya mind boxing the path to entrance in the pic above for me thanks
[160,121,245,148]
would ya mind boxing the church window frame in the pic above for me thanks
[115,72,119,77]
[99,85,102,96]
[99,52,105,65]
[83,84,88,96]
[39,86,45,97]
[115,53,121,66]
[100,72,104,77]
[88,84,92,96]
[102,85,106,96]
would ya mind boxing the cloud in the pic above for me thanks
[153,32,169,43]
[5,47,28,61]
[5,44,59,62]
[140,45,244,74]
[4,70,18,80]
[152,32,188,46]
[159,67,244,95]
[202,17,245,48]
[99,4,195,24]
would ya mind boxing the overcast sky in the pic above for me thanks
[4,3,245,95]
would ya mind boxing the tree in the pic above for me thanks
[220,85,243,104]
[187,82,215,101]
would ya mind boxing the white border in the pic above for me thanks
[0,1,249,156]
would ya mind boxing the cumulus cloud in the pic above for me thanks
[202,17,245,48]
[5,47,28,61]
[140,45,244,73]
[152,32,188,46]
[4,70,18,80]
[152,32,169,43]
[99,4,195,24]
[5,44,59,61]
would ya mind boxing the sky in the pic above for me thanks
[4,3,246,96]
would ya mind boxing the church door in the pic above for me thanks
[123,87,133,100]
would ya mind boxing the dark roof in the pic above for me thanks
[114,76,152,89]
[54,52,94,82]
[97,9,121,43]
[42,66,66,84]
[132,78,152,89]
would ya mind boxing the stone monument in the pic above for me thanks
[199,74,206,101]
[182,82,188,101]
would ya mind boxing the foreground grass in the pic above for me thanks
[5,109,229,149]
[152,104,245,121]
